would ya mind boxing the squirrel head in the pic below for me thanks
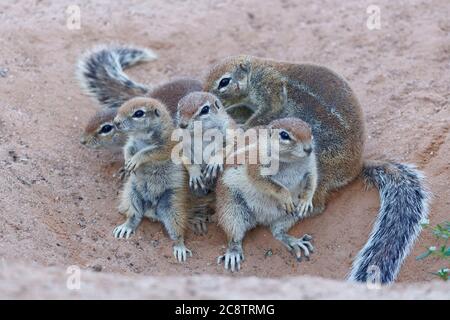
[269,118,314,161]
[114,97,172,138]
[176,92,228,131]
[203,55,252,107]
[81,109,124,149]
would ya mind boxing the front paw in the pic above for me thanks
[125,156,141,174]
[297,198,313,218]
[115,166,128,181]
[281,195,295,215]
[203,163,223,183]
[189,174,206,192]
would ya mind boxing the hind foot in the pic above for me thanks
[277,233,314,262]
[217,243,245,272]
[173,242,192,263]
[188,215,210,236]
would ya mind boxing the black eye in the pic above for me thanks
[200,105,210,115]
[280,131,290,140]
[133,110,144,118]
[100,124,113,134]
[218,77,231,89]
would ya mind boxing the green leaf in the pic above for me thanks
[445,248,450,257]
[416,250,432,260]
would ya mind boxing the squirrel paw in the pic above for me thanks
[203,163,223,182]
[125,156,142,174]
[189,174,206,192]
[188,215,209,236]
[281,195,296,215]
[115,167,128,181]
[282,234,314,262]
[113,223,135,239]
[296,198,313,218]
[217,247,245,272]
[173,243,192,263]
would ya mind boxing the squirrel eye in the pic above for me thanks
[279,131,290,140]
[99,124,113,134]
[200,105,210,115]
[218,77,231,89]
[133,110,145,118]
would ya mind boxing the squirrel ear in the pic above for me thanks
[154,109,160,117]
[239,60,251,73]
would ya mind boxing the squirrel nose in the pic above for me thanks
[114,120,122,129]
[80,137,87,145]
[304,146,312,155]
[179,122,188,129]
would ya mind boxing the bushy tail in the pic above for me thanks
[348,160,430,284]
[76,45,157,108]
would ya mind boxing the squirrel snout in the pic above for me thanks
[304,146,312,155]
[179,122,188,129]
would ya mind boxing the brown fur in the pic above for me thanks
[114,97,213,251]
[81,78,201,150]
[204,55,365,214]
[151,78,202,116]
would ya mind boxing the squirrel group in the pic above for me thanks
[77,45,429,284]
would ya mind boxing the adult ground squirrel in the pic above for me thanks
[216,118,318,272]
[112,97,202,262]
[204,55,430,283]
[176,92,237,192]
[77,44,201,149]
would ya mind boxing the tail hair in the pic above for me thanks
[76,44,157,108]
[348,160,430,284]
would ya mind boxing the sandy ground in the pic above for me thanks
[1,262,449,299]
[0,0,449,296]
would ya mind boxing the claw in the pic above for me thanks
[113,222,134,239]
[218,247,244,272]
[173,243,192,263]
[189,175,206,192]
[280,234,314,262]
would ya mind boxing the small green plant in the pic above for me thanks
[416,220,450,281]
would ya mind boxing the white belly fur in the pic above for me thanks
[223,162,307,226]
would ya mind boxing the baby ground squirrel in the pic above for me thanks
[176,92,237,192]
[204,55,429,283]
[112,97,208,262]
[216,118,317,271]
[80,78,202,149]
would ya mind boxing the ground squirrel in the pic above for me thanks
[112,97,202,262]
[176,92,238,192]
[80,78,202,149]
[204,55,430,283]
[216,118,317,271]
[77,44,201,149]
